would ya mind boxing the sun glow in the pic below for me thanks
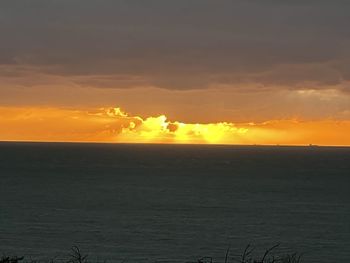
[0,106,349,146]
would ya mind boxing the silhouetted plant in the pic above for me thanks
[68,246,88,263]
[0,256,24,263]
[190,244,302,263]
[1,244,302,263]
[229,244,302,263]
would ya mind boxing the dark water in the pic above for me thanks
[0,142,349,262]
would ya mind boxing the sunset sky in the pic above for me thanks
[1,1,350,145]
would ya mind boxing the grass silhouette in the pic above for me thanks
[1,244,302,263]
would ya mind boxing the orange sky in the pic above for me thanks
[1,106,349,146]
[1,2,350,146]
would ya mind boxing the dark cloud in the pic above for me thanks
[1,0,350,90]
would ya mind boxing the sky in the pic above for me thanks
[0,1,350,145]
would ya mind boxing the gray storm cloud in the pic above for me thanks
[1,0,350,90]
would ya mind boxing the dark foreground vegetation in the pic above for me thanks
[1,244,302,263]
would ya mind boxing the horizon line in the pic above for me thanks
[1,140,349,148]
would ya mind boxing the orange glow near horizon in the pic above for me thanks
[0,106,349,146]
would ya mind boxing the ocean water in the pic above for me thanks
[0,142,349,263]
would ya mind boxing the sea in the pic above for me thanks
[0,142,349,263]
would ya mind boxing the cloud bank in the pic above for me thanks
[1,0,350,91]
[1,107,349,146]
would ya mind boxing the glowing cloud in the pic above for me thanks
[0,106,349,146]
